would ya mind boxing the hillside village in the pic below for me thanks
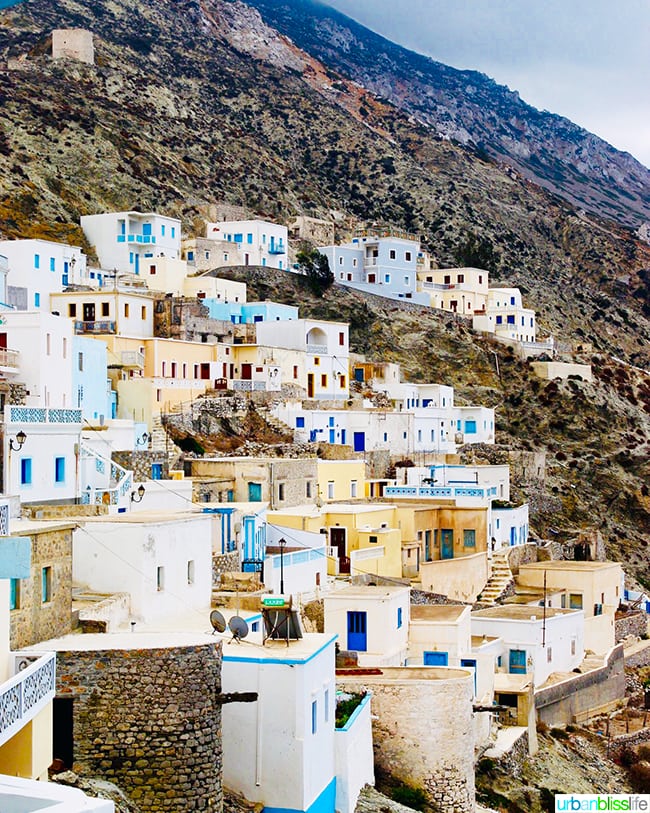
[0,200,649,813]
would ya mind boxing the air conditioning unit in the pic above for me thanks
[14,654,39,673]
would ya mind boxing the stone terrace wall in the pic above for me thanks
[338,670,475,813]
[56,642,223,812]
[615,611,648,643]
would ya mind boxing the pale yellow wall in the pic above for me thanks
[420,552,489,602]
[585,613,616,655]
[143,338,219,378]
[233,345,307,389]
[183,276,247,302]
[0,704,52,779]
[353,528,403,578]
[317,460,367,502]
[142,257,189,296]
[518,564,622,616]
[530,362,592,382]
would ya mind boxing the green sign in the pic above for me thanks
[262,596,286,607]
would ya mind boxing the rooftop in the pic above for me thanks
[410,605,468,622]
[324,584,409,600]
[519,561,622,573]
[472,605,578,621]
[337,666,470,683]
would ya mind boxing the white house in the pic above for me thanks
[221,633,337,813]
[81,211,181,275]
[473,287,537,343]
[324,585,410,666]
[205,219,288,269]
[265,523,328,600]
[471,605,584,687]
[72,513,213,623]
[256,318,350,400]
[51,289,157,339]
[0,238,89,311]
[493,503,530,550]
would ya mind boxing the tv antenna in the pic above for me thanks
[228,615,249,643]
[209,610,227,634]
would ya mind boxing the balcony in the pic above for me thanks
[268,243,286,255]
[120,350,145,369]
[232,379,272,392]
[74,320,116,335]
[0,651,56,748]
[306,343,328,355]
[0,347,19,374]
[117,234,156,245]
[7,406,82,425]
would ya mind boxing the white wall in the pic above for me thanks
[334,693,374,813]
[72,516,213,623]
[221,635,337,811]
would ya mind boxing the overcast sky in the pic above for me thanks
[323,0,650,169]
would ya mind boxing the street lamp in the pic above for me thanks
[131,484,146,503]
[279,537,287,595]
[9,431,26,451]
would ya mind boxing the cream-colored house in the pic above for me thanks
[417,267,489,315]
[514,561,622,654]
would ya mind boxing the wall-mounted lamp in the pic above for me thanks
[136,432,150,447]
[9,431,27,451]
[131,484,146,503]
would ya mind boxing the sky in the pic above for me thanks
[324,0,650,169]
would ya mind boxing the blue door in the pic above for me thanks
[151,463,163,480]
[134,253,139,275]
[461,658,477,694]
[329,429,336,444]
[347,611,367,651]
[441,529,453,559]
[510,527,517,546]
[354,368,364,382]
[509,649,527,674]
[248,482,262,502]
[353,432,366,452]
[424,651,448,666]
[341,429,346,445]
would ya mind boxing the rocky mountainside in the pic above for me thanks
[0,0,648,572]
[249,0,650,228]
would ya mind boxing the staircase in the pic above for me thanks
[480,550,514,604]
[150,415,172,453]
[257,405,294,438]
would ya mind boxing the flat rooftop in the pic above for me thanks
[520,561,621,572]
[325,584,409,600]
[473,605,577,620]
[338,666,470,683]
[411,605,467,622]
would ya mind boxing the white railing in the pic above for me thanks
[80,442,133,507]
[7,406,82,425]
[0,348,19,369]
[0,651,56,748]
[306,344,328,355]
[120,351,145,368]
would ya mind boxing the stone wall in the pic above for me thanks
[213,551,241,585]
[11,526,74,649]
[625,641,650,669]
[113,451,170,483]
[338,669,475,813]
[505,543,540,575]
[56,641,223,812]
[615,611,648,643]
[535,645,626,726]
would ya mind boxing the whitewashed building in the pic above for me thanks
[81,211,181,275]
[473,287,537,343]
[417,266,489,315]
[205,219,288,269]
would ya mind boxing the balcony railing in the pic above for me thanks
[0,347,19,370]
[74,320,116,335]
[306,344,328,355]
[385,485,487,499]
[0,651,56,748]
[120,351,145,369]
[232,380,271,392]
[268,243,286,255]
[7,406,82,425]
[117,234,157,245]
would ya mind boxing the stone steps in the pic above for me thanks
[480,553,514,604]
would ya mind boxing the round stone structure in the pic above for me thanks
[53,633,223,812]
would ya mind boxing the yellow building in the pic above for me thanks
[317,459,367,502]
[0,536,55,780]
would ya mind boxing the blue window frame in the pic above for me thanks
[296,417,305,428]
[464,420,477,434]
[509,649,526,674]
[171,227,175,239]
[463,529,476,547]
[234,233,243,243]
[510,296,515,305]
[49,257,56,272]
[507,314,515,324]
[251,621,259,632]
[142,223,152,236]
[247,233,253,244]
[312,700,318,734]
[20,458,32,486]
[328,416,335,427]
[496,315,503,325]
[397,607,403,628]
[34,254,40,269]
[34,293,40,308]
[55,457,65,483]
[161,224,166,236]
[9,579,19,610]
[42,566,52,603]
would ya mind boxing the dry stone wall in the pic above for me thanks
[615,611,648,643]
[56,642,223,812]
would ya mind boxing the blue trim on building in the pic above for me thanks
[263,777,336,813]
[0,537,31,579]
[335,691,371,732]
[223,634,337,666]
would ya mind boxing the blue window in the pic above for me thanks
[496,315,503,325]
[34,293,40,308]
[9,579,19,610]
[142,223,152,236]
[161,224,166,236]
[262,234,267,244]
[55,457,65,483]
[187,250,194,261]
[42,566,52,603]
[279,261,283,270]
[312,700,318,734]
[328,417,335,427]
[262,258,267,266]
[129,252,134,264]
[464,420,477,434]
[50,257,55,272]
[463,529,476,547]
[247,233,253,244]
[20,458,32,485]
[234,233,243,243]
[424,651,448,666]
[34,254,40,269]
[509,649,527,674]
[397,607,403,628]
[171,227,176,239]
[296,417,305,428]
[507,315,515,325]
[510,296,515,305]
[384,274,391,283]
[251,621,259,632]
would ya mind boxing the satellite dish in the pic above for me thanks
[228,615,249,641]
[210,610,227,634]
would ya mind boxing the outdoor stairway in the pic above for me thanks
[257,406,294,438]
[480,551,514,604]
[150,415,171,453]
